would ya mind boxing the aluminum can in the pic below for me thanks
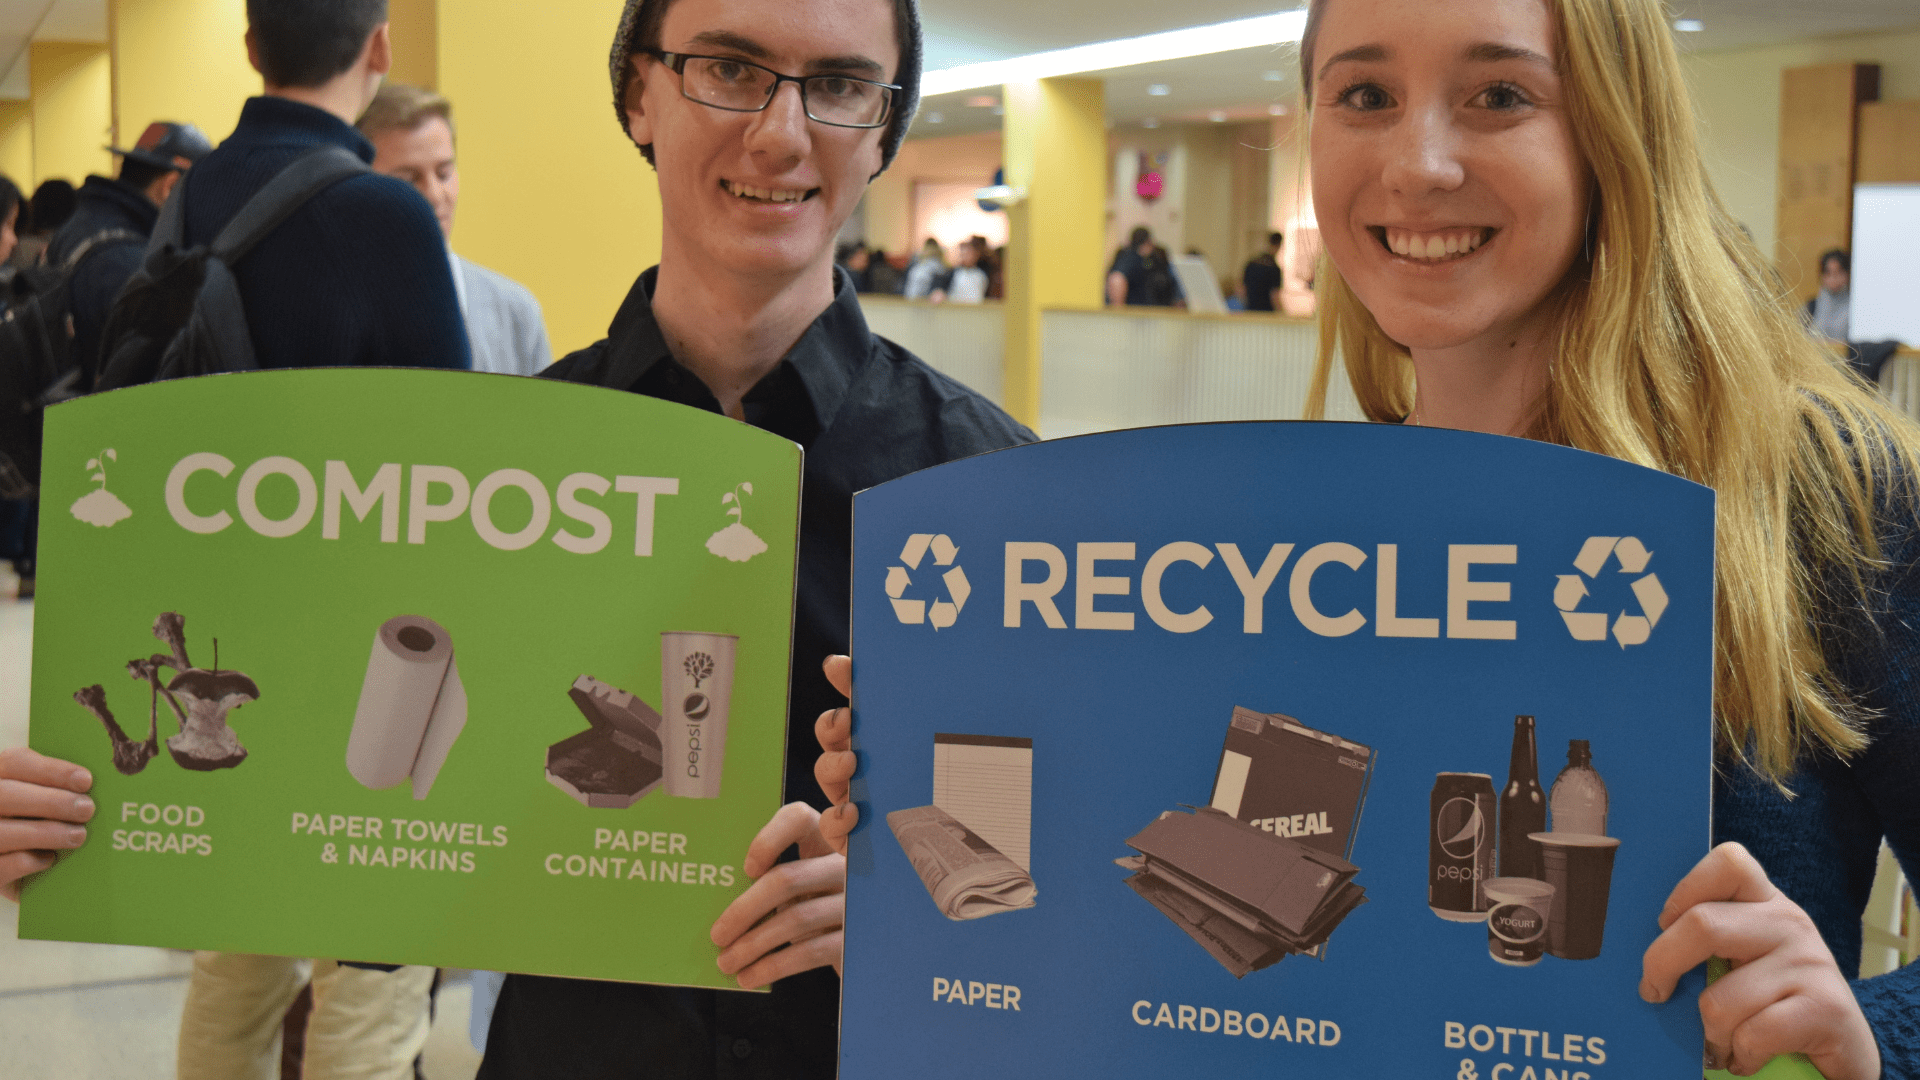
[1430,772,1496,922]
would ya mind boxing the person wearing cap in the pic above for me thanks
[473,0,1031,1076]
[47,121,213,389]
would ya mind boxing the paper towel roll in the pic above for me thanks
[345,615,467,798]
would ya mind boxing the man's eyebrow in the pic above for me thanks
[805,54,886,78]
[686,30,771,58]
[1316,44,1388,80]
[1465,42,1556,69]
[682,31,886,78]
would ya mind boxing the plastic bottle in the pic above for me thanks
[1499,715,1547,879]
[1550,739,1608,836]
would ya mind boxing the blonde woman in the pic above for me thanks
[818,0,1919,1076]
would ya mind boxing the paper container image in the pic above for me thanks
[1532,832,1621,960]
[345,616,467,800]
[660,632,737,798]
[546,676,666,808]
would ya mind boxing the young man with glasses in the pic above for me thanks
[474,0,1032,1076]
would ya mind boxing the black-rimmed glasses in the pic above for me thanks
[646,51,897,129]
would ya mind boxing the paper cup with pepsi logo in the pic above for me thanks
[661,632,738,798]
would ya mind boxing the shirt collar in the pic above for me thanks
[604,264,871,432]
[229,96,378,164]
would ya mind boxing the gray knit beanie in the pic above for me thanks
[608,0,922,174]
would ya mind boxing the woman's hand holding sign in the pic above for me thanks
[0,747,94,901]
[1640,843,1881,1080]
[708,656,857,988]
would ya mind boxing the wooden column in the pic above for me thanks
[1775,63,1879,304]
[1857,100,1920,185]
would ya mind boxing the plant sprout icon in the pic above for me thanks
[706,481,769,562]
[70,447,132,528]
[684,651,715,688]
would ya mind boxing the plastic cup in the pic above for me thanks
[1483,877,1556,966]
[1531,832,1621,960]
[660,632,737,798]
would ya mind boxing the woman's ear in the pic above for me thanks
[624,57,655,147]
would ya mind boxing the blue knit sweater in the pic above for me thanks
[180,96,469,371]
[1714,503,1920,1076]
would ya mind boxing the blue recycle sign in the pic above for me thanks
[842,421,1715,1080]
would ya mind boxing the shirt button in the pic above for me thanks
[732,1038,753,1059]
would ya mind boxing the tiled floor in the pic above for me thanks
[0,599,482,1079]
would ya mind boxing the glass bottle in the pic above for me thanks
[1499,715,1547,879]
[1550,739,1608,836]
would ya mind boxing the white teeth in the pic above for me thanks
[727,181,807,203]
[1384,227,1488,261]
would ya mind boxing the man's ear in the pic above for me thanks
[244,28,263,78]
[624,57,654,147]
[364,22,393,78]
[147,170,182,208]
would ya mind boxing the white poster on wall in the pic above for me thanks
[1852,184,1920,345]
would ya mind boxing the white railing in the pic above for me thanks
[857,297,1006,408]
[1037,309,1363,439]
[859,300,1920,438]
[1880,354,1920,420]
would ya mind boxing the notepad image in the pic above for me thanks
[933,733,1032,872]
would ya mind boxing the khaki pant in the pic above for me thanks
[177,952,435,1080]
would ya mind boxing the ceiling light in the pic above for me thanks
[920,10,1311,96]
[1141,117,1161,129]
[1147,84,1171,96]
[1263,70,1284,82]
[1209,111,1228,123]
[1673,18,1704,31]
[925,111,945,124]
[1268,103,1288,116]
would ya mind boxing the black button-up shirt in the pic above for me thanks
[478,267,1033,1080]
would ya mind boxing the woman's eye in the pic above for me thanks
[1337,83,1393,111]
[1478,83,1532,111]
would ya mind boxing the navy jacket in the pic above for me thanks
[181,96,468,370]
[46,175,156,384]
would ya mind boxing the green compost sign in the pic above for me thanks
[20,369,801,990]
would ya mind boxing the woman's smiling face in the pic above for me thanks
[1309,0,1588,353]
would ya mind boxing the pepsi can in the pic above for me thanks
[1430,772,1496,922]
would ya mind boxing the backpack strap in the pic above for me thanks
[61,228,146,274]
[209,145,368,265]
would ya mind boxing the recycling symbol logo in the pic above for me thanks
[886,533,971,630]
[1554,536,1669,648]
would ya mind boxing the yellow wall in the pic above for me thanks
[439,0,662,357]
[1684,24,1920,259]
[110,0,255,149]
[30,43,113,186]
[0,102,31,191]
[389,0,439,90]
[1003,76,1105,427]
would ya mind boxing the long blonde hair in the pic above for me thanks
[1300,0,1920,779]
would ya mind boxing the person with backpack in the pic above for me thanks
[48,122,213,390]
[1107,225,1183,307]
[0,2,468,1076]
[101,0,470,380]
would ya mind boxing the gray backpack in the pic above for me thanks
[93,145,367,391]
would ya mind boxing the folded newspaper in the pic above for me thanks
[1118,807,1367,977]
[887,805,1038,921]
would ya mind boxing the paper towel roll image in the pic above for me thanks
[345,615,468,799]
